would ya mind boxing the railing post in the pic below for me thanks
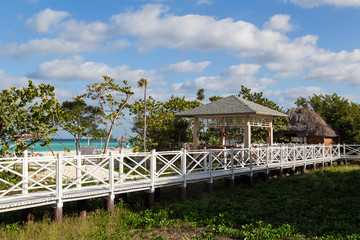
[265,145,269,180]
[54,153,63,224]
[343,143,347,165]
[179,148,187,200]
[203,147,207,172]
[247,147,253,185]
[330,144,333,166]
[303,144,307,173]
[230,148,234,181]
[223,147,228,170]
[206,149,213,192]
[22,150,28,195]
[312,145,316,171]
[146,150,156,208]
[322,144,325,169]
[76,152,81,188]
[150,149,156,192]
[225,148,235,187]
[292,145,296,175]
[105,151,115,212]
[279,144,283,176]
[119,149,124,182]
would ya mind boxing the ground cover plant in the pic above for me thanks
[0,161,359,239]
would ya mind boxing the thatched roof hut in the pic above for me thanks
[115,136,128,143]
[277,108,339,144]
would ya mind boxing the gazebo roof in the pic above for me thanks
[176,95,287,118]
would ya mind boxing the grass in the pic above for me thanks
[0,161,360,239]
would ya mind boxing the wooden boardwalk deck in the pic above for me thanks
[0,144,358,219]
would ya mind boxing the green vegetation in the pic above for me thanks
[129,95,201,151]
[86,76,134,154]
[0,80,62,156]
[1,162,360,239]
[61,96,105,154]
[296,93,360,144]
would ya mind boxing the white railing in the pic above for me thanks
[0,144,358,207]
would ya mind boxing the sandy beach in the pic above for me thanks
[36,148,134,157]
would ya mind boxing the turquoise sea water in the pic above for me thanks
[11,139,130,152]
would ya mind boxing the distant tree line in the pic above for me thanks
[1,75,359,156]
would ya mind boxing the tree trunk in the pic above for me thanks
[103,121,115,154]
[143,87,147,153]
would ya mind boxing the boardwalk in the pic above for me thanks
[0,144,359,222]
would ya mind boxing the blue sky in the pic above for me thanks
[1,0,360,138]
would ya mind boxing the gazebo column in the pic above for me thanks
[266,120,273,145]
[219,117,226,147]
[193,117,200,150]
[244,117,251,148]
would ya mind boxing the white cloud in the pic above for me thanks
[25,8,70,33]
[284,0,360,8]
[110,4,287,52]
[263,14,294,33]
[197,0,214,5]
[1,38,96,58]
[30,56,164,86]
[0,70,29,89]
[172,64,275,93]
[162,60,211,73]
[264,86,325,106]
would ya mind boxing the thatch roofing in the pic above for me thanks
[115,136,128,142]
[285,108,339,137]
[176,95,287,118]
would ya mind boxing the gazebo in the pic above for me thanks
[176,95,287,149]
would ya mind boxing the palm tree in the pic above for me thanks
[137,78,148,153]
[197,88,205,102]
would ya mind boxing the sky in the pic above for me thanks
[1,0,360,138]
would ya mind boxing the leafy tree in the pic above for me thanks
[137,78,148,153]
[129,96,201,151]
[295,93,360,144]
[197,88,205,102]
[86,76,134,154]
[209,95,223,102]
[238,85,288,142]
[0,80,62,156]
[61,96,104,154]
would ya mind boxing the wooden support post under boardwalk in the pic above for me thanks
[77,199,87,218]
[104,196,114,212]
[52,204,63,224]
[246,174,253,186]
[205,181,213,193]
[178,185,187,200]
[225,177,235,187]
[313,163,317,171]
[145,189,155,209]
[154,188,161,201]
[21,208,33,225]
[302,165,307,173]
[290,167,296,176]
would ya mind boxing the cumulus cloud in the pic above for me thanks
[162,60,211,73]
[284,0,360,8]
[25,8,70,33]
[0,70,30,90]
[197,0,214,5]
[29,56,164,86]
[264,86,325,106]
[263,14,294,33]
[110,4,287,52]
[172,64,275,92]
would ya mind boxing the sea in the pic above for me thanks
[10,139,130,152]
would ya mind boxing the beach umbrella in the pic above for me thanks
[115,136,128,149]
[115,136,128,143]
